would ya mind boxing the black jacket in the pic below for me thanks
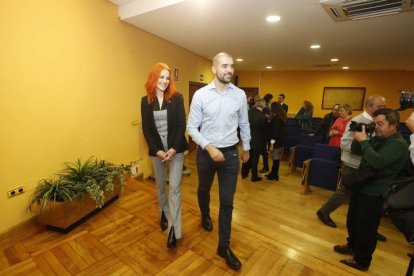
[141,93,188,156]
[268,116,286,148]
[314,112,337,137]
[249,108,268,150]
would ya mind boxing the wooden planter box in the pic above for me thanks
[37,181,121,233]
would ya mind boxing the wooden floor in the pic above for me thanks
[0,151,412,275]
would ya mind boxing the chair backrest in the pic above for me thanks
[313,143,341,162]
[299,134,324,146]
[286,125,301,136]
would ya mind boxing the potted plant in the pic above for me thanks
[27,157,131,232]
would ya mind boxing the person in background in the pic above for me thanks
[406,111,414,165]
[187,52,250,270]
[278,93,289,113]
[259,93,273,173]
[329,104,353,147]
[265,102,287,181]
[310,104,340,143]
[316,96,388,246]
[262,93,273,116]
[295,100,314,133]
[241,99,268,182]
[334,108,408,271]
[141,62,188,249]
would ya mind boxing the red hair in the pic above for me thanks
[145,62,176,103]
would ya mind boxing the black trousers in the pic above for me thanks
[346,190,384,267]
[241,149,262,179]
[196,147,239,248]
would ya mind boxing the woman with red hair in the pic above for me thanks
[141,62,188,248]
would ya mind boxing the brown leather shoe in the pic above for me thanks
[333,244,354,255]
[316,209,337,228]
[340,259,369,271]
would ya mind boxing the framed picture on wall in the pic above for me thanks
[322,87,366,111]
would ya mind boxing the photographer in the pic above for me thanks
[316,96,386,228]
[406,111,414,165]
[334,108,409,271]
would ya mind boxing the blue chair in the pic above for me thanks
[301,143,341,194]
[288,135,323,174]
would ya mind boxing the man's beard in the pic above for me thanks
[217,73,232,84]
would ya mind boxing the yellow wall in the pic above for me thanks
[237,71,414,119]
[0,0,213,234]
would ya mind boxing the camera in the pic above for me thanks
[398,90,414,111]
[349,121,376,135]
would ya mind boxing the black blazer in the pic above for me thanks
[249,108,268,150]
[269,116,286,148]
[281,103,289,113]
[141,93,188,156]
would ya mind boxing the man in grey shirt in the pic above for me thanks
[187,52,250,270]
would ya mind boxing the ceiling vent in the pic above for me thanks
[320,0,414,22]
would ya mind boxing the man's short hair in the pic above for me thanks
[279,93,285,99]
[365,95,386,108]
[373,108,400,125]
[212,52,232,66]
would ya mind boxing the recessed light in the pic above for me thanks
[342,66,349,70]
[330,58,339,62]
[310,44,321,49]
[266,15,281,22]
[236,58,243,62]
[266,66,272,69]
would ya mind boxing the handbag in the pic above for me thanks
[385,176,414,244]
[341,165,377,190]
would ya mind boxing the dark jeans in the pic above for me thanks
[346,190,384,267]
[196,147,240,248]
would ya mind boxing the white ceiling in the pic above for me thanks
[108,0,414,71]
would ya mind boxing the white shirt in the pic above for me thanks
[187,81,251,151]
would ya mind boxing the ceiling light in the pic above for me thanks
[266,15,281,22]
[236,58,243,62]
[330,58,339,62]
[266,66,272,69]
[342,66,349,70]
[310,44,321,49]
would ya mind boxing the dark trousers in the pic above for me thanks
[346,190,384,267]
[196,147,239,248]
[261,148,269,170]
[320,164,355,215]
[241,149,262,179]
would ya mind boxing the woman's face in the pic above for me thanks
[156,69,170,93]
[339,107,347,118]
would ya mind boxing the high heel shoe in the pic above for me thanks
[167,226,176,248]
[160,211,168,232]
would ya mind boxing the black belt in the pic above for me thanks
[216,144,237,152]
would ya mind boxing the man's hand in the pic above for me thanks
[406,112,414,133]
[241,150,250,163]
[353,125,368,142]
[205,145,225,162]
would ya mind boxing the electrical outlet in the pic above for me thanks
[7,186,25,198]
